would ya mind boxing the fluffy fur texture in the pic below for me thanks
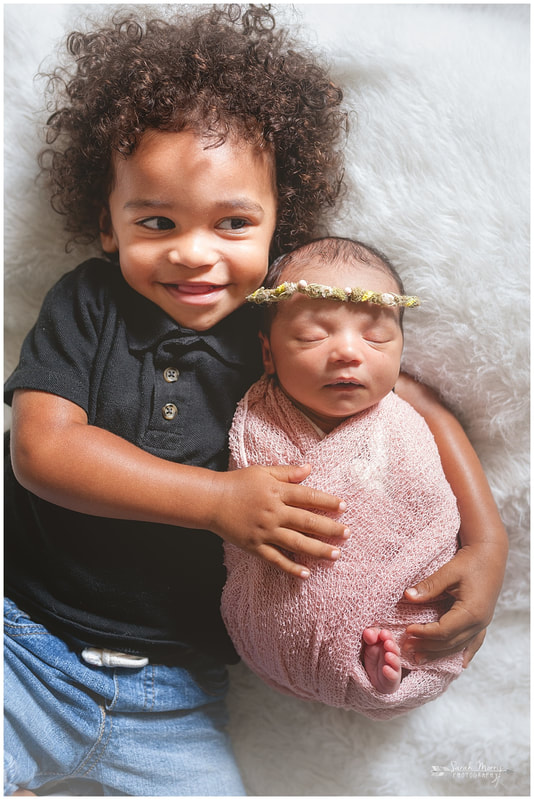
[4,3,529,796]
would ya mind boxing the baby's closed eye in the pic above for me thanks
[364,333,394,344]
[363,323,398,344]
[294,328,329,343]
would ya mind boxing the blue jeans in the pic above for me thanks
[4,598,246,796]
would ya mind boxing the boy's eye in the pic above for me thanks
[138,217,175,231]
[217,218,250,231]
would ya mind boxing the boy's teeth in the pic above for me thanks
[179,284,216,294]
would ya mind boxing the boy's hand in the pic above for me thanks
[395,373,508,668]
[209,463,349,578]
[401,543,506,667]
[10,391,346,576]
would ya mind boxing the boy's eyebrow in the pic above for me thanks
[123,197,266,214]
[215,198,266,215]
[123,199,172,210]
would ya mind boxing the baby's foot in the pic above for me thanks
[362,627,402,694]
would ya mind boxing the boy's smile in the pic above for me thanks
[100,128,277,330]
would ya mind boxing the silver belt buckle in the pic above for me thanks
[81,647,149,669]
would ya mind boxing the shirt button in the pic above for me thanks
[162,403,178,420]
[163,367,180,383]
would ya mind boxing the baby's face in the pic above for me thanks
[100,128,277,330]
[261,261,404,432]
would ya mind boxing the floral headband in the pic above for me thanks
[247,280,421,308]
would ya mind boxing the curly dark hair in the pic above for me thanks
[38,4,347,257]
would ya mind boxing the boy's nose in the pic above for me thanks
[167,232,217,269]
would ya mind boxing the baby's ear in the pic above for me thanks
[259,331,276,375]
[99,207,118,253]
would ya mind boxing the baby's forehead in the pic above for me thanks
[273,290,403,330]
[278,258,402,295]
[269,265,404,329]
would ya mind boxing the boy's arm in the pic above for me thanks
[11,389,348,580]
[395,373,508,666]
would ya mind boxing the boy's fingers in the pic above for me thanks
[402,608,481,660]
[256,544,311,580]
[403,633,479,662]
[265,464,347,514]
[406,607,477,644]
[462,630,486,667]
[257,531,343,579]
[282,483,347,515]
[255,527,345,577]
[403,630,469,657]
[265,463,312,483]
[285,507,350,543]
[300,485,347,514]
[274,527,342,561]
[404,562,454,602]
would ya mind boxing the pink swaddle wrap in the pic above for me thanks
[221,376,463,719]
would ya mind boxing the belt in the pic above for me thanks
[81,647,149,669]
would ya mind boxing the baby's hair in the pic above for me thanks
[266,237,405,293]
[38,4,347,257]
[262,236,406,330]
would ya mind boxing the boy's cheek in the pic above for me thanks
[116,242,157,274]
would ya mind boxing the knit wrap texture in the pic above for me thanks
[222,377,463,719]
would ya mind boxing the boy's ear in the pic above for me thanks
[259,331,276,375]
[99,207,118,253]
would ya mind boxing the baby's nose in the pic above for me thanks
[331,332,363,363]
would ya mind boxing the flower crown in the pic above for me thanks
[246,280,421,307]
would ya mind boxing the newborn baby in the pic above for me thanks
[221,238,463,719]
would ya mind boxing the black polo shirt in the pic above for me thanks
[4,258,263,663]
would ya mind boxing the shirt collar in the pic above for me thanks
[117,270,260,366]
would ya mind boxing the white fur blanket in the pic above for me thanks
[4,3,529,796]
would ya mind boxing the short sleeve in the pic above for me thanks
[4,260,111,412]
